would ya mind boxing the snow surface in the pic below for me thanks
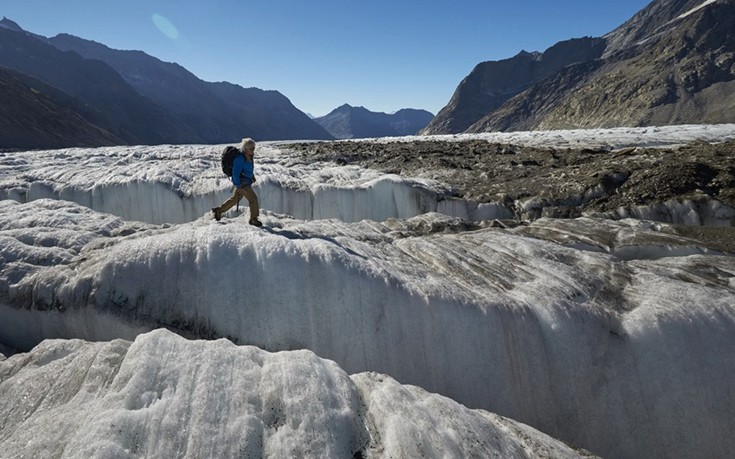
[1,126,735,458]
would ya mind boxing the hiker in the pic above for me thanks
[212,138,262,226]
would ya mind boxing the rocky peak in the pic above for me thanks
[0,17,23,32]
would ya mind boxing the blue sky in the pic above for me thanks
[3,0,651,117]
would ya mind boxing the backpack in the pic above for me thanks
[221,146,242,177]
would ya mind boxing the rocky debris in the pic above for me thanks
[283,138,735,230]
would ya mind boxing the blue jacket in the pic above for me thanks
[232,153,254,187]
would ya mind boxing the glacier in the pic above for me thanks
[1,126,735,458]
[2,123,735,227]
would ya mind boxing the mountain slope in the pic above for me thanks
[0,26,191,145]
[316,104,433,139]
[602,0,711,56]
[470,0,735,132]
[460,0,735,133]
[48,33,333,142]
[0,67,122,149]
[390,108,436,136]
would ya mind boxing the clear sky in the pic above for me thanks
[3,0,651,117]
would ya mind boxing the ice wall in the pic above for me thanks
[2,200,733,459]
[257,175,455,222]
[24,179,225,226]
[613,198,735,226]
[5,169,513,225]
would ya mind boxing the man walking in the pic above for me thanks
[212,138,262,226]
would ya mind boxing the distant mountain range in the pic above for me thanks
[0,17,435,149]
[5,0,733,149]
[422,0,735,134]
[0,18,333,149]
[314,104,434,139]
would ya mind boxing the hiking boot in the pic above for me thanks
[212,207,222,221]
[249,218,263,227]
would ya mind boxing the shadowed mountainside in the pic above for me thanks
[0,67,122,149]
[0,26,190,146]
[47,33,334,143]
[0,18,333,148]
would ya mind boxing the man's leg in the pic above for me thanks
[242,186,260,221]
[213,188,245,220]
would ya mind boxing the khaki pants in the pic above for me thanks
[218,186,259,220]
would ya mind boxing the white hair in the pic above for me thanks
[241,138,256,151]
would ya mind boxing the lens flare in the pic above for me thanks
[152,13,179,40]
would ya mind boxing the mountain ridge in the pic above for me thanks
[0,19,333,148]
[316,104,434,139]
[46,32,333,143]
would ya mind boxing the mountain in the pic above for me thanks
[0,67,122,149]
[315,104,434,139]
[390,108,436,136]
[0,16,22,32]
[471,0,735,132]
[205,81,332,141]
[47,33,333,143]
[0,19,332,149]
[420,37,606,135]
[0,24,191,146]
[426,0,735,134]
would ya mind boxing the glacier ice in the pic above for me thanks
[0,329,587,458]
[1,198,734,458]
